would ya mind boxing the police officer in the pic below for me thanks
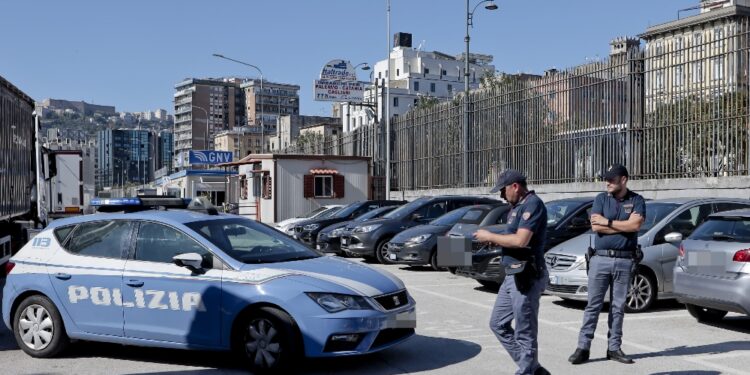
[474,169,550,375]
[569,164,645,365]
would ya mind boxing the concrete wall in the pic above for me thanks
[390,176,750,202]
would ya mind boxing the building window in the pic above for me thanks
[430,82,436,92]
[314,175,333,197]
[693,32,703,53]
[655,70,664,90]
[715,27,724,49]
[441,69,447,76]
[713,57,724,80]
[414,98,419,106]
[396,69,400,76]
[424,68,430,75]
[674,65,684,87]
[692,61,703,83]
[655,41,663,56]
[393,97,399,107]
[674,36,683,57]
[447,84,453,92]
[413,81,419,91]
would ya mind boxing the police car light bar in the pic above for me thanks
[91,197,190,212]
[90,198,141,206]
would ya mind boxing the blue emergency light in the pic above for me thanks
[90,196,191,212]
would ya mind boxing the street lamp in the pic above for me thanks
[354,62,371,71]
[464,0,497,187]
[213,53,266,152]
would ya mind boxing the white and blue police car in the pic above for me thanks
[2,197,416,372]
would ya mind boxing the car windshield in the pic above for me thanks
[301,206,328,219]
[316,207,342,219]
[355,206,396,222]
[383,197,429,219]
[430,206,473,226]
[332,203,362,219]
[186,218,320,264]
[689,217,750,242]
[546,201,586,226]
[640,203,681,235]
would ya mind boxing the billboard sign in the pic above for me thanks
[189,150,233,165]
[319,59,357,81]
[314,80,365,102]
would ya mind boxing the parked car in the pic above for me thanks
[673,209,750,322]
[387,204,509,270]
[453,198,595,289]
[274,205,344,235]
[317,206,400,255]
[545,197,750,313]
[291,200,405,246]
[340,196,499,264]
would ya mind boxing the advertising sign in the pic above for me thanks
[319,59,357,81]
[189,150,233,165]
[314,80,365,102]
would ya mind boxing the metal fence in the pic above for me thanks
[279,20,750,192]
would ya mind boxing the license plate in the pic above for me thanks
[389,253,397,261]
[388,309,417,329]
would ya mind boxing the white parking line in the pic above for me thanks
[408,285,748,375]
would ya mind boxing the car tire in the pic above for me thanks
[686,304,728,323]
[375,240,393,264]
[447,267,457,274]
[236,307,301,374]
[626,270,656,313]
[478,280,500,290]
[429,249,446,271]
[13,294,69,358]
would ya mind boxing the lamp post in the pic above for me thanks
[464,0,497,187]
[212,53,265,152]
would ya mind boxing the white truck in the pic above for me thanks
[39,149,84,219]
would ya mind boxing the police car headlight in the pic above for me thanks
[303,223,320,231]
[406,234,432,245]
[330,228,345,238]
[306,292,372,313]
[354,224,381,233]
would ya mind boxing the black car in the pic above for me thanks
[316,205,399,254]
[340,196,499,263]
[291,200,405,247]
[387,203,509,270]
[453,197,595,289]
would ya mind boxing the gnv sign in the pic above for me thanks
[189,150,233,165]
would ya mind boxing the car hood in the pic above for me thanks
[237,255,405,297]
[320,221,350,234]
[294,217,345,229]
[447,223,481,238]
[391,224,449,243]
[349,217,395,229]
[547,231,648,256]
[275,218,305,228]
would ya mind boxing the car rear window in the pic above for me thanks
[689,217,750,242]
[54,225,76,244]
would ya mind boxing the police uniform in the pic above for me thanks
[571,165,646,365]
[487,170,549,375]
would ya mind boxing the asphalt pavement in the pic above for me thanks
[1,262,749,375]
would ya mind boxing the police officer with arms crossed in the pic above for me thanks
[474,169,550,375]
[569,164,645,365]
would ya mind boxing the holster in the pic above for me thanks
[505,247,539,294]
[585,246,596,275]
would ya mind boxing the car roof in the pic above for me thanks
[548,197,596,203]
[46,209,231,229]
[709,208,750,218]
[649,197,750,205]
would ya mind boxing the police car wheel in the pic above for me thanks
[13,295,69,358]
[625,271,656,313]
[239,307,300,372]
[375,240,393,264]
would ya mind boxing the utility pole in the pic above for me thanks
[385,0,391,199]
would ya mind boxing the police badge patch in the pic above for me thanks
[623,204,634,214]
[522,212,531,220]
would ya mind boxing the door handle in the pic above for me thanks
[54,273,71,280]
[126,279,144,288]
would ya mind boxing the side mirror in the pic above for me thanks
[173,252,204,272]
[664,232,683,244]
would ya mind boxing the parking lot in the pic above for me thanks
[1,261,749,375]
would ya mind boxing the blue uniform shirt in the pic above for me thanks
[592,190,646,251]
[504,191,548,268]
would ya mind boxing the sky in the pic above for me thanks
[1,0,697,116]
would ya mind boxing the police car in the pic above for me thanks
[2,197,416,372]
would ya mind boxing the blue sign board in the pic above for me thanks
[189,150,233,165]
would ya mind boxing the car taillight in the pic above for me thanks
[678,244,685,258]
[733,249,750,262]
[4,261,15,275]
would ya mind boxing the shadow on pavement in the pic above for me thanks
[550,297,685,313]
[631,340,750,360]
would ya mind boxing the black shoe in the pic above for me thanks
[568,348,589,364]
[534,366,551,375]
[606,349,634,364]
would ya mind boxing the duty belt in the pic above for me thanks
[595,249,634,258]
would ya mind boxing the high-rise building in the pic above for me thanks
[241,80,300,135]
[97,129,155,191]
[157,131,173,173]
[173,77,247,170]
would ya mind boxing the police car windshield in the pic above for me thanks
[639,203,681,235]
[186,218,319,264]
[383,197,430,219]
